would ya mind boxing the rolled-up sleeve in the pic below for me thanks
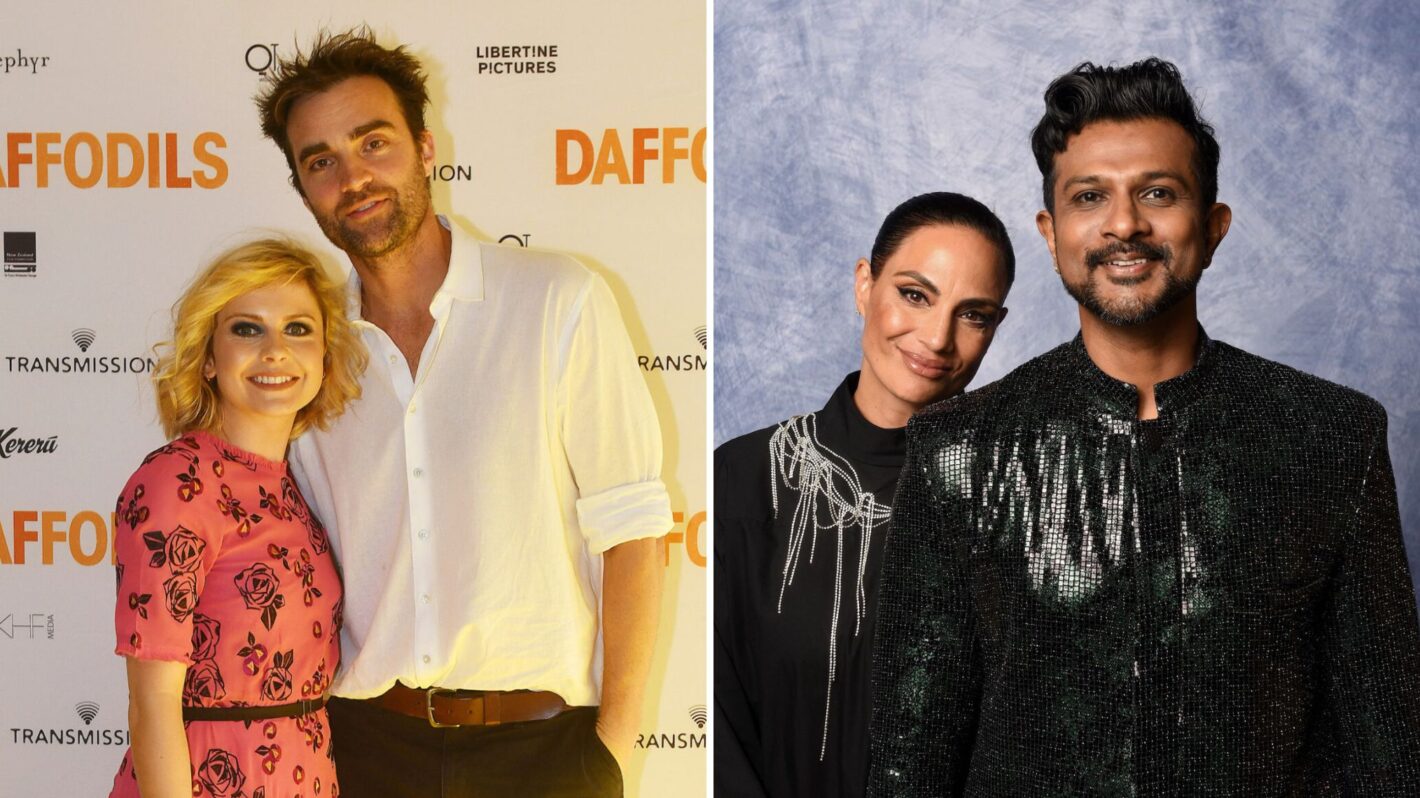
[559,272,673,554]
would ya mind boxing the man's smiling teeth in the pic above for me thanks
[252,375,297,385]
[354,201,378,213]
[1107,258,1147,266]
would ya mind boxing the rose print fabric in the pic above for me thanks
[109,431,341,798]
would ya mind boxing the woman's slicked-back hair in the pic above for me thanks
[256,25,430,190]
[1030,57,1220,212]
[153,238,368,441]
[869,191,1015,288]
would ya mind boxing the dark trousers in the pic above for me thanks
[328,696,623,797]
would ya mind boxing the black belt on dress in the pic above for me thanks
[182,694,329,721]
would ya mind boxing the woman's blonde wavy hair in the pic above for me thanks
[153,238,367,440]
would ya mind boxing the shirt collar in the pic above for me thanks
[1066,326,1218,418]
[341,214,485,322]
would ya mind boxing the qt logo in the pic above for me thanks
[245,44,280,76]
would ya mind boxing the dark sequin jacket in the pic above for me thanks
[870,333,1420,797]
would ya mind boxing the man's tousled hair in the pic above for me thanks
[1030,57,1220,212]
[256,26,430,191]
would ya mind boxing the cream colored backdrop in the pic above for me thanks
[0,2,706,795]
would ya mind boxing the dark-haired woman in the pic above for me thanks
[714,192,1014,796]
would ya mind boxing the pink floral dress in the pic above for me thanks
[110,430,341,798]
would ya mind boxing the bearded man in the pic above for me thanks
[869,57,1420,796]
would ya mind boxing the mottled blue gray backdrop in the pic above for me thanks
[714,0,1420,600]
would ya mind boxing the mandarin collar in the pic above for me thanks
[815,372,907,468]
[1065,326,1218,418]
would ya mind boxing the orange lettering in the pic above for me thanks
[685,511,706,568]
[7,132,33,187]
[106,133,143,188]
[691,127,707,183]
[193,132,227,189]
[70,511,106,566]
[35,132,60,187]
[63,132,101,188]
[147,133,160,187]
[12,510,38,565]
[164,132,191,188]
[631,128,658,184]
[556,129,593,185]
[41,511,65,565]
[592,129,629,185]
[662,128,689,183]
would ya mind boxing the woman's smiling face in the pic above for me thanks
[854,223,1010,427]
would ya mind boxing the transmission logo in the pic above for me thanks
[689,705,707,729]
[638,326,708,372]
[5,327,156,375]
[75,701,100,725]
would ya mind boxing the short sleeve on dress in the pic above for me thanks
[113,441,222,664]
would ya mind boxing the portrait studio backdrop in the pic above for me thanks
[0,2,706,795]
[714,0,1420,602]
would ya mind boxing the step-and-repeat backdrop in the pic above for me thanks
[0,2,706,795]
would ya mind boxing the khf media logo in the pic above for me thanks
[0,612,55,639]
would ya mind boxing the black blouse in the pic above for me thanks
[715,373,906,797]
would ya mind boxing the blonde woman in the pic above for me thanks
[109,239,366,798]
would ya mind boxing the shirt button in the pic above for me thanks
[388,354,398,365]
[408,404,417,415]
[422,655,431,664]
[412,467,424,478]
[422,593,432,604]
[418,529,430,540]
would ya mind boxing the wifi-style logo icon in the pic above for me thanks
[688,704,707,729]
[74,701,100,726]
[71,328,96,353]
[693,325,707,350]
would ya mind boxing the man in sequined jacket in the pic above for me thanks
[869,57,1420,797]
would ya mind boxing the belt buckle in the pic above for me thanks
[425,687,481,728]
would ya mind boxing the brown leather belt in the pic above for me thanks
[369,683,569,728]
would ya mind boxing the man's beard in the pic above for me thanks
[315,166,431,259]
[1060,240,1198,326]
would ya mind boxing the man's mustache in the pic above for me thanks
[1085,241,1171,269]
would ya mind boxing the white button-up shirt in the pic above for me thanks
[290,217,672,706]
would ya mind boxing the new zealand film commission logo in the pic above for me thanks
[635,705,708,751]
[5,327,156,377]
[9,698,130,747]
[4,230,36,276]
[639,325,707,373]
